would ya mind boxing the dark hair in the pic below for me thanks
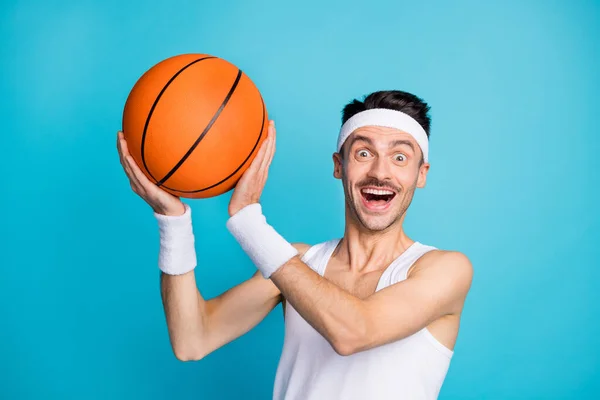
[340,90,431,161]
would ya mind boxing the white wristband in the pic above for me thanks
[154,203,197,275]
[226,203,298,278]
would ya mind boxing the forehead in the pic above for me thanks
[348,126,419,149]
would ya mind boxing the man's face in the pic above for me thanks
[333,126,429,232]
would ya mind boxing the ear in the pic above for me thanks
[416,162,430,188]
[333,152,343,180]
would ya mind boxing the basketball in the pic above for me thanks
[122,54,268,199]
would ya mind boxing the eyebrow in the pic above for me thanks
[349,135,374,147]
[350,135,415,153]
[388,139,415,153]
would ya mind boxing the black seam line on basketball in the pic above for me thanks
[162,91,266,193]
[162,85,265,193]
[156,68,243,187]
[140,56,216,183]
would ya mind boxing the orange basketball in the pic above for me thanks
[122,54,268,198]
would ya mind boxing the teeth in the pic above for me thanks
[362,188,394,195]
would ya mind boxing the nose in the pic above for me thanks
[367,156,392,182]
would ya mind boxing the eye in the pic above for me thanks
[394,153,407,162]
[356,149,372,158]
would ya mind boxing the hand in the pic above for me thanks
[116,131,186,216]
[228,120,276,217]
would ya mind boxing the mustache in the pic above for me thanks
[356,178,400,193]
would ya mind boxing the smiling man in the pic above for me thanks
[117,90,473,400]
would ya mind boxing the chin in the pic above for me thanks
[356,209,399,232]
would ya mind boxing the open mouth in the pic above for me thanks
[360,187,396,211]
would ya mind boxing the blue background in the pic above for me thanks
[1,0,599,398]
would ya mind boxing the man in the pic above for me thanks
[116,90,473,399]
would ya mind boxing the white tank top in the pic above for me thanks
[273,238,454,400]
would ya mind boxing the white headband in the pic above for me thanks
[337,108,429,163]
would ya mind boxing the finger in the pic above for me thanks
[117,138,132,174]
[119,132,132,158]
[268,121,276,163]
[116,132,146,194]
[254,137,274,191]
[125,154,154,191]
[260,122,276,172]
[116,131,124,158]
[117,133,136,179]
[116,131,130,157]
[119,134,145,181]
[257,133,273,175]
[116,132,130,167]
[248,129,271,174]
[265,123,277,179]
[123,156,144,191]
[123,163,142,194]
[236,134,270,193]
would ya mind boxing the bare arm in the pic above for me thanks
[161,270,281,361]
[270,250,473,355]
[161,243,310,361]
[220,122,472,356]
[116,130,283,362]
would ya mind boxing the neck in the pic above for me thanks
[334,211,415,274]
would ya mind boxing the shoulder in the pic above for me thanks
[292,239,340,261]
[291,242,312,259]
[410,249,473,292]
